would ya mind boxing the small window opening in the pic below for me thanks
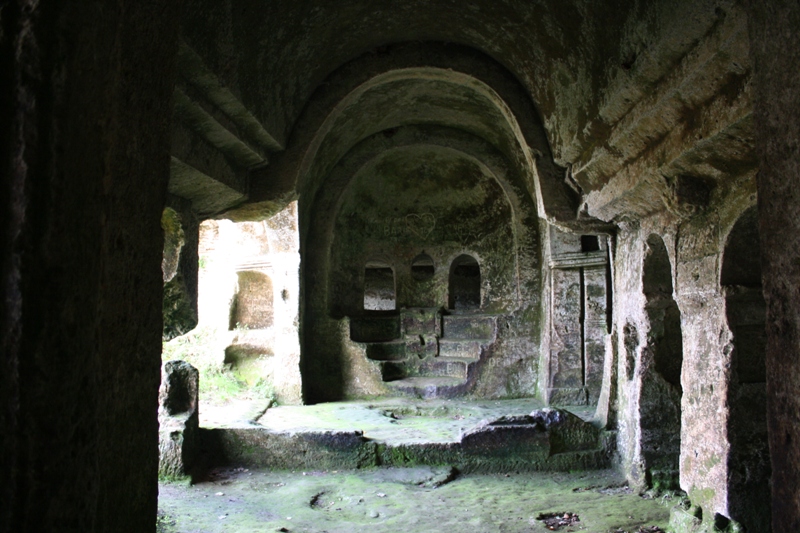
[449,254,481,310]
[581,235,600,252]
[364,261,396,311]
[411,253,435,281]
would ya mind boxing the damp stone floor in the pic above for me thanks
[159,398,672,532]
[158,466,673,533]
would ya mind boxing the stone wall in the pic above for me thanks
[543,227,611,406]
[162,197,200,341]
[611,172,765,527]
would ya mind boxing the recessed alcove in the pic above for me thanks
[722,206,770,531]
[411,253,435,281]
[364,261,396,311]
[640,234,683,489]
[448,254,481,310]
[305,136,538,402]
[229,270,274,330]
[580,235,600,252]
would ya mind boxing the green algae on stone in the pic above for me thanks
[158,468,671,533]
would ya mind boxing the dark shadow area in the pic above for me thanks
[722,206,771,532]
[640,234,682,490]
[581,235,600,252]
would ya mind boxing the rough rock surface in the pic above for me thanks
[159,361,200,479]
[162,200,199,341]
[747,1,800,531]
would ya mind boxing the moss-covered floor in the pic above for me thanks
[158,467,672,533]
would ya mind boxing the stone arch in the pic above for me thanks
[722,205,770,531]
[308,127,534,317]
[300,127,540,403]
[229,270,274,330]
[253,43,605,231]
[448,254,481,311]
[290,46,560,403]
[640,233,683,490]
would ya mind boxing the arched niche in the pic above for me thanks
[722,205,770,531]
[326,141,519,315]
[229,270,274,330]
[364,260,396,311]
[411,253,435,281]
[449,254,481,311]
[640,234,683,490]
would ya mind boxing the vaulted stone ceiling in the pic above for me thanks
[169,0,754,227]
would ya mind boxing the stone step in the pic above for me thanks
[380,357,478,381]
[418,356,478,379]
[441,314,496,340]
[364,340,406,361]
[386,377,467,399]
[438,338,490,359]
[401,307,442,337]
[350,314,400,342]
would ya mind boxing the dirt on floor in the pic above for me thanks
[158,467,673,533]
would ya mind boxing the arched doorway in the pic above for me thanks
[640,234,683,490]
[722,206,770,531]
[448,254,481,311]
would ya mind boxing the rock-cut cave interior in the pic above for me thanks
[3,1,800,532]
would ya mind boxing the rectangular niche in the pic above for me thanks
[229,270,274,329]
[364,263,396,311]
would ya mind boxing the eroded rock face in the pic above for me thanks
[608,179,768,530]
[159,361,200,479]
[162,202,199,341]
[544,227,611,407]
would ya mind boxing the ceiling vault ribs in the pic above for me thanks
[572,6,753,222]
[169,40,286,217]
[175,41,284,153]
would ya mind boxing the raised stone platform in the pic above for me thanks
[199,399,611,474]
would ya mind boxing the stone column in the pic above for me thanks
[0,2,180,531]
[747,2,800,531]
